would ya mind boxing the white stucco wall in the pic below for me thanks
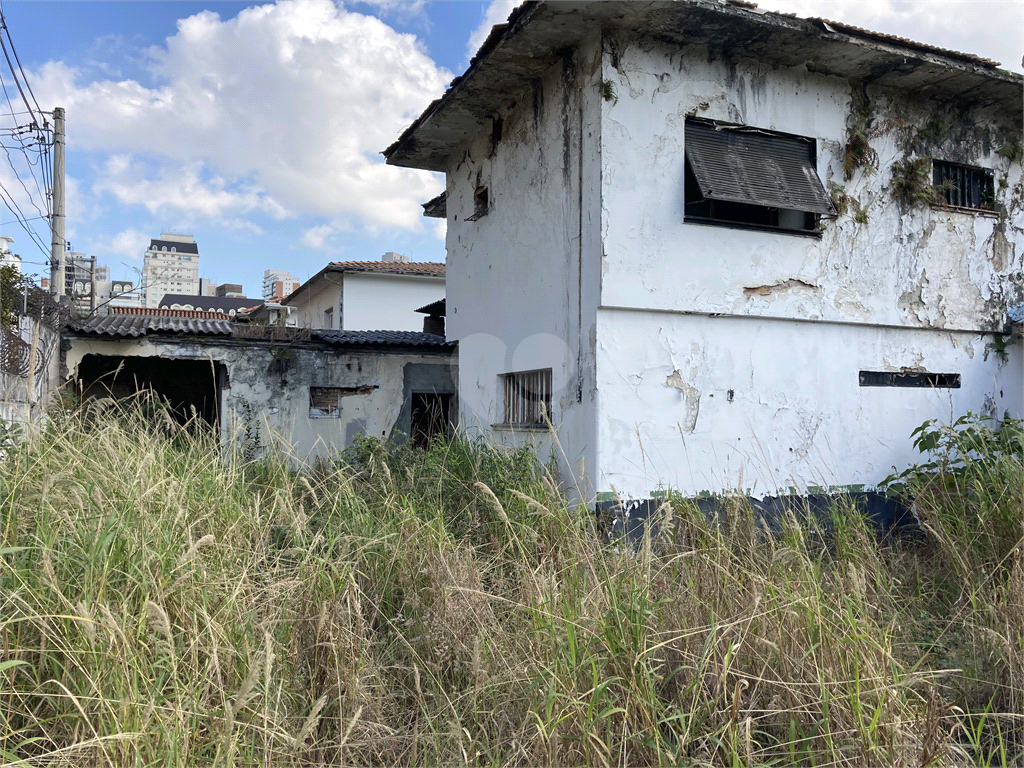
[342,272,444,332]
[592,35,1024,499]
[444,32,604,500]
[290,279,341,330]
[596,308,1021,499]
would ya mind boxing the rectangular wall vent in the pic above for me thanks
[859,371,960,388]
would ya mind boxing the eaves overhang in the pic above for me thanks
[383,0,1023,173]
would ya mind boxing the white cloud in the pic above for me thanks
[466,0,521,65]
[28,1,451,231]
[756,0,1023,73]
[94,227,150,260]
[300,223,338,249]
[221,218,266,236]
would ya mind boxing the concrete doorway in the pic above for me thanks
[77,354,224,427]
[410,392,451,448]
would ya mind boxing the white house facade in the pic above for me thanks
[283,257,446,333]
[385,0,1024,505]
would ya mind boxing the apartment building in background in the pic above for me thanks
[263,269,301,301]
[139,234,200,308]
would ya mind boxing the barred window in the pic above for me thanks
[933,161,994,211]
[502,369,552,426]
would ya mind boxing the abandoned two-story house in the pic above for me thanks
[384,0,1024,506]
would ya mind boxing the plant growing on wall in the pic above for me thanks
[828,183,870,225]
[599,79,617,103]
[890,156,951,207]
[843,104,878,180]
[997,138,1023,164]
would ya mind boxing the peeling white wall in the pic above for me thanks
[596,308,1021,498]
[591,36,1023,499]
[600,38,1023,330]
[64,336,455,464]
[444,32,604,501]
[342,272,444,332]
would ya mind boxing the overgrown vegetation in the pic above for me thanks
[842,103,878,180]
[890,155,949,208]
[997,138,1023,165]
[0,264,24,330]
[828,183,870,225]
[1,398,1021,766]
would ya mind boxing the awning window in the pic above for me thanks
[685,120,836,216]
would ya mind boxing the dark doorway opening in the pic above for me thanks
[77,354,224,427]
[410,392,451,448]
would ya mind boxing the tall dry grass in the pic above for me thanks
[0,398,1021,766]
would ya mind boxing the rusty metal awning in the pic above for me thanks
[685,120,836,216]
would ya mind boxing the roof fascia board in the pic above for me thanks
[282,264,338,306]
[342,270,445,282]
[382,0,543,169]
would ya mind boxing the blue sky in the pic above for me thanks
[0,0,1020,296]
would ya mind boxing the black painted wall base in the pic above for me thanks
[595,492,918,545]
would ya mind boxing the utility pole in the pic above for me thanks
[49,106,65,296]
[89,254,96,312]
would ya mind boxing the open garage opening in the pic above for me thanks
[76,354,226,428]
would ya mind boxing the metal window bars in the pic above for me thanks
[503,368,552,426]
[933,161,994,211]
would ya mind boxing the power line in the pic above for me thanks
[0,4,53,269]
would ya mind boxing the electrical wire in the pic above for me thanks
[0,5,53,263]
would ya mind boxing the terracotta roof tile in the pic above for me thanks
[110,307,233,319]
[328,260,445,276]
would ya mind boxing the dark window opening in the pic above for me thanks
[503,368,552,426]
[859,371,961,388]
[410,392,451,448]
[684,118,833,234]
[467,186,489,221]
[76,354,224,427]
[933,161,994,211]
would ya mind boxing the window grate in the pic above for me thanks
[503,368,552,426]
[932,161,994,211]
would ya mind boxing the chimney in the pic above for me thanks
[423,313,445,336]
[382,251,409,263]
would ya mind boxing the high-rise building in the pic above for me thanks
[140,234,200,308]
[262,269,300,301]
[64,253,110,312]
